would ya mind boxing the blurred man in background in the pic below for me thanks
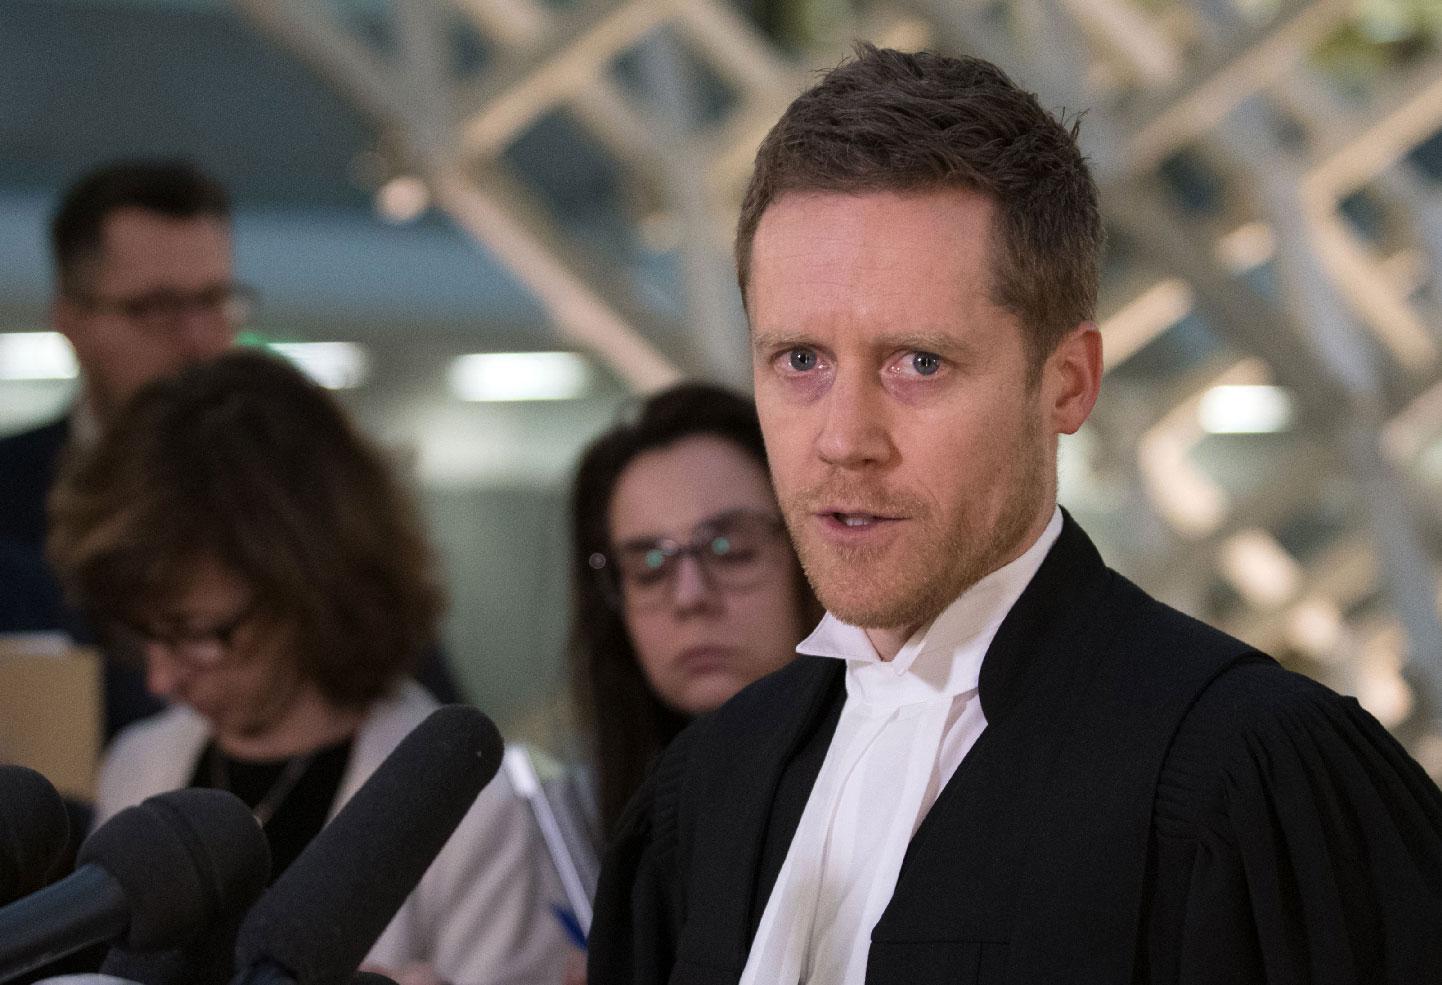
[0,160,242,735]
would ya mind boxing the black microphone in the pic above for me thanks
[0,765,70,906]
[98,909,245,985]
[98,942,395,985]
[0,788,270,984]
[230,706,504,985]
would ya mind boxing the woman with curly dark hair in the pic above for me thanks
[49,350,568,985]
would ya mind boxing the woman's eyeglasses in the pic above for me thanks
[108,603,259,668]
[589,509,787,611]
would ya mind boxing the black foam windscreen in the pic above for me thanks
[81,787,271,950]
[233,706,503,985]
[0,764,70,905]
[100,909,245,985]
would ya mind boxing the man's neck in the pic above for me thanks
[864,624,920,663]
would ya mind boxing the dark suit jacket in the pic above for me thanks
[589,515,1442,985]
[0,416,84,635]
[0,416,68,552]
[0,540,66,631]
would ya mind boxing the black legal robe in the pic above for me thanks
[588,515,1442,985]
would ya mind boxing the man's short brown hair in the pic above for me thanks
[735,44,1102,372]
[48,351,444,709]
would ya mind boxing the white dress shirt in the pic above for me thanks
[738,508,1063,985]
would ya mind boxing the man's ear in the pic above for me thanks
[1044,322,1102,435]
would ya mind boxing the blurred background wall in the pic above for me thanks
[2,0,1441,769]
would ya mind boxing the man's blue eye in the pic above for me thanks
[912,352,941,376]
[788,349,817,372]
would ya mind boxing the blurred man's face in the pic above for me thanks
[54,207,239,417]
[748,188,1100,655]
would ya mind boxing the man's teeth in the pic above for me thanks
[838,514,873,527]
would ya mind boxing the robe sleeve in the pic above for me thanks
[1142,660,1442,985]
[588,731,690,985]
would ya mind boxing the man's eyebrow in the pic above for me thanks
[750,327,981,360]
[750,330,812,352]
[871,330,972,355]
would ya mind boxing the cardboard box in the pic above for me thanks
[0,634,101,800]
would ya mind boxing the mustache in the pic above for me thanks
[785,477,928,518]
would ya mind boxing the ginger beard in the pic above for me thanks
[777,401,1050,632]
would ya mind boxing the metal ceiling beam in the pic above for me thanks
[1304,53,1442,204]
[1055,0,1180,87]
[449,0,550,48]
[429,159,681,388]
[1274,69,1442,371]
[1123,0,1355,177]
[457,0,673,159]
[233,0,680,392]
[670,0,798,100]
[446,0,771,380]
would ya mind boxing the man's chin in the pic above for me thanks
[811,573,947,631]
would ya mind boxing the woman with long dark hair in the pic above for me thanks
[569,382,818,837]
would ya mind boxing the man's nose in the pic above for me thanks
[174,305,233,360]
[815,370,894,468]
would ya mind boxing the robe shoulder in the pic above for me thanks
[1144,657,1442,984]
[586,659,836,985]
[587,720,695,985]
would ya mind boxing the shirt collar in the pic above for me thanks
[797,507,1064,704]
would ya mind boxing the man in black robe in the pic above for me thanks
[587,45,1442,985]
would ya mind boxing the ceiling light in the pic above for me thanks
[449,352,592,402]
[376,175,430,224]
[0,333,78,381]
[1197,384,1294,434]
[270,342,371,390]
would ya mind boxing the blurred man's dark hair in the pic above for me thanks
[51,160,231,294]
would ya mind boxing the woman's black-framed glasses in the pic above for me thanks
[107,603,259,669]
[589,509,787,611]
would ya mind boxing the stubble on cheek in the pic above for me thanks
[780,483,954,631]
[780,423,1049,632]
